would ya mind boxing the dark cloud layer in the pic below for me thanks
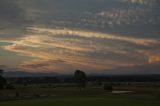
[0,0,159,38]
[0,0,26,29]
[16,0,160,38]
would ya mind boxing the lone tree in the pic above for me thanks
[74,70,87,89]
[0,69,7,89]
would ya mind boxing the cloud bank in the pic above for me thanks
[1,27,159,73]
[0,0,159,74]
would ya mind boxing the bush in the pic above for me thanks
[6,83,15,90]
[104,84,113,91]
[0,76,7,89]
[35,94,40,98]
[15,92,20,97]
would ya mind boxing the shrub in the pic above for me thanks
[104,84,113,91]
[15,92,20,97]
[6,83,15,90]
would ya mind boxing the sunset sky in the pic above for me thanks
[0,0,160,74]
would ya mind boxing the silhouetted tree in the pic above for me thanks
[74,70,87,90]
[0,69,7,89]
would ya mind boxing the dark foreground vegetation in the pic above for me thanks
[0,70,160,106]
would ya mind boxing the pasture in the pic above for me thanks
[0,83,160,106]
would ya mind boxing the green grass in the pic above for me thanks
[1,96,160,106]
[0,85,160,106]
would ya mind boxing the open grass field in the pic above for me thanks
[1,96,160,106]
[0,84,160,106]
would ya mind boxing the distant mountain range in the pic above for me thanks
[88,63,160,76]
[2,63,160,77]
[3,71,61,78]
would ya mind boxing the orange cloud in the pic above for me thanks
[29,27,159,46]
[148,55,160,63]
[0,27,159,73]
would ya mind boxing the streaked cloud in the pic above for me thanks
[0,26,159,73]
[0,0,159,74]
[29,27,159,46]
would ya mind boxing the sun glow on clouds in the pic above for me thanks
[149,55,160,64]
[29,27,158,46]
[0,27,160,73]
